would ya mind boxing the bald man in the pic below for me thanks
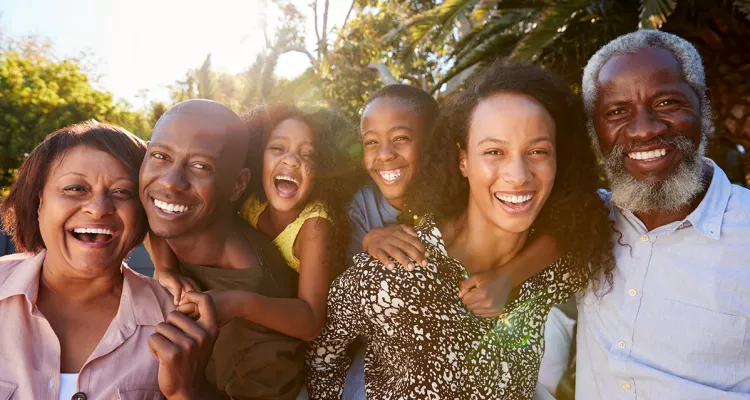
[140,99,304,400]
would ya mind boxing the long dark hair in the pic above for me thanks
[405,60,616,294]
[242,105,363,273]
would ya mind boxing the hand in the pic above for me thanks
[178,290,245,327]
[149,291,219,399]
[459,268,512,318]
[362,225,427,271]
[158,269,199,306]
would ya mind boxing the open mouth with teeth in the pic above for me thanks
[70,227,114,244]
[153,198,190,214]
[274,175,300,198]
[377,169,403,183]
[627,149,667,161]
[495,193,535,210]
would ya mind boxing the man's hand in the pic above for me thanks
[178,290,246,327]
[362,225,427,271]
[149,291,219,399]
[158,268,200,306]
[459,268,513,318]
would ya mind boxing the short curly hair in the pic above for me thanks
[406,60,616,294]
[242,105,364,272]
[1,121,148,253]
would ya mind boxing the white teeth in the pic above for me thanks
[72,228,113,235]
[628,149,667,160]
[379,169,402,182]
[496,194,534,204]
[275,176,299,184]
[154,199,189,214]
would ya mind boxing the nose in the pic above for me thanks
[625,107,667,142]
[502,156,532,187]
[81,192,114,219]
[376,142,396,162]
[158,165,190,192]
[281,151,301,168]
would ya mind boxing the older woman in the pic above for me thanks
[306,62,615,399]
[0,122,218,400]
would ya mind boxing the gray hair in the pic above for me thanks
[581,30,713,154]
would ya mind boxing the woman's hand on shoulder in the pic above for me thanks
[362,225,427,271]
[158,269,199,306]
[459,268,512,318]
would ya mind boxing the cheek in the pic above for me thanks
[362,148,376,169]
[400,145,420,168]
[535,161,557,194]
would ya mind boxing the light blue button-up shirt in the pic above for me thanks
[576,159,750,399]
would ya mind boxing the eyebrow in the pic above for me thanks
[149,142,218,161]
[59,172,133,181]
[362,125,414,136]
[477,137,554,146]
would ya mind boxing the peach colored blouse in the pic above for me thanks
[0,251,175,400]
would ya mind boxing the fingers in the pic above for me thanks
[176,302,200,320]
[383,245,413,271]
[182,277,199,293]
[179,291,218,335]
[459,275,482,299]
[148,333,172,361]
[370,248,396,270]
[150,326,190,363]
[160,278,184,306]
[397,226,428,266]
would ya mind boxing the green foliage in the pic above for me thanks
[0,37,149,190]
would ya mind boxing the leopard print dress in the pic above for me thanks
[306,214,584,399]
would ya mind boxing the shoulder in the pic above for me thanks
[123,267,176,319]
[239,194,266,226]
[0,252,42,287]
[726,184,750,215]
[348,183,379,213]
[299,201,331,222]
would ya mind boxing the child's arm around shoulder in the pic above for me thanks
[146,232,199,305]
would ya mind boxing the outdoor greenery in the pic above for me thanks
[1,0,749,193]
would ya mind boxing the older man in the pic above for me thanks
[576,30,750,399]
[140,99,304,399]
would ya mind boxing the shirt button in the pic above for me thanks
[629,289,637,296]
[640,235,649,242]
[72,393,87,400]
[617,341,626,349]
[623,383,632,391]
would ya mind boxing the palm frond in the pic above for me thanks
[434,33,522,91]
[639,0,678,29]
[510,0,595,62]
[453,9,536,62]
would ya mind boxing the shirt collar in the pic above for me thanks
[121,265,168,327]
[0,251,46,304]
[681,159,731,240]
[611,158,731,240]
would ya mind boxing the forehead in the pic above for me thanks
[151,113,232,156]
[361,97,423,132]
[269,118,315,142]
[468,93,555,144]
[597,47,689,98]
[51,145,131,180]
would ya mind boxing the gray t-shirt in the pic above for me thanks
[346,182,400,261]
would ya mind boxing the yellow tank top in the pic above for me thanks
[239,194,330,273]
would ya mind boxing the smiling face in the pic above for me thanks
[38,145,144,275]
[594,47,706,212]
[139,112,248,239]
[460,93,557,234]
[263,118,316,213]
[361,97,424,210]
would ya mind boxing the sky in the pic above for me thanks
[0,0,351,108]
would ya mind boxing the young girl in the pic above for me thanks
[151,104,360,341]
[308,61,615,399]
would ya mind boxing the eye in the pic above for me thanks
[151,152,167,160]
[656,99,677,107]
[393,136,410,143]
[363,139,378,146]
[192,162,212,171]
[484,149,504,156]
[268,145,284,152]
[529,149,550,156]
[63,185,86,194]
[111,188,134,199]
[606,108,625,117]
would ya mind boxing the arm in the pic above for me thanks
[347,198,369,260]
[146,232,199,304]
[362,225,427,271]
[460,234,561,317]
[205,218,334,341]
[306,267,368,399]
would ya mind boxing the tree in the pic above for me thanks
[0,36,149,190]
[387,0,750,184]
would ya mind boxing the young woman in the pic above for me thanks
[307,61,615,399]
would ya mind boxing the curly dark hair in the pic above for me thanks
[404,60,616,295]
[241,104,364,273]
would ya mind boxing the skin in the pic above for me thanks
[35,145,142,373]
[441,93,556,275]
[361,97,423,210]
[594,47,709,230]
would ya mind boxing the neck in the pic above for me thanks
[39,257,123,305]
[444,200,528,274]
[635,164,713,231]
[166,211,238,267]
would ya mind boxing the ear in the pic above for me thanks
[458,143,468,178]
[229,168,251,202]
